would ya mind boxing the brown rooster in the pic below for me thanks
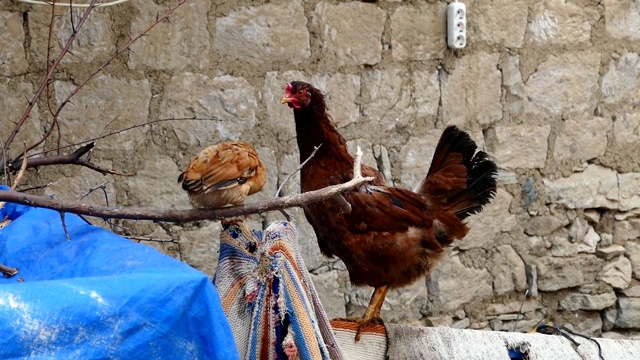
[281,81,498,341]
[178,141,266,209]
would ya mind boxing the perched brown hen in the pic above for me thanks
[178,141,266,209]
[281,81,498,341]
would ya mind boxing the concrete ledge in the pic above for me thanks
[333,324,640,360]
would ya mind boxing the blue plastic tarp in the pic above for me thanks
[0,186,239,360]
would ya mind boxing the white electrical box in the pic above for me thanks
[447,2,467,49]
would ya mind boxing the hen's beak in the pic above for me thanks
[281,95,293,104]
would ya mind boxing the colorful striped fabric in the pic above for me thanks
[214,220,344,360]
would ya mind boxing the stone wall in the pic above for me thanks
[2,0,640,339]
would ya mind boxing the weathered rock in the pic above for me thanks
[310,73,362,129]
[390,3,447,61]
[412,70,441,120]
[54,75,151,151]
[569,217,589,243]
[602,306,618,331]
[502,56,525,116]
[28,6,113,66]
[159,73,257,148]
[424,315,453,327]
[214,1,310,65]
[558,290,617,311]
[535,255,605,291]
[524,216,567,236]
[626,241,640,280]
[584,210,601,224]
[623,284,640,297]
[597,256,633,290]
[614,220,640,244]
[597,245,627,260]
[619,173,640,211]
[489,245,527,296]
[605,0,640,40]
[426,254,493,310]
[523,52,600,117]
[0,12,28,76]
[544,165,619,209]
[485,300,543,317]
[615,296,640,328]
[441,53,502,128]
[361,68,439,140]
[178,222,223,277]
[553,116,612,162]
[398,131,442,189]
[311,270,346,319]
[129,1,209,70]
[373,145,393,183]
[313,2,386,66]
[458,189,518,250]
[526,0,598,45]
[44,165,115,206]
[608,113,640,174]
[601,233,615,248]
[525,237,548,257]
[490,125,550,169]
[451,318,471,329]
[565,311,603,337]
[549,225,600,256]
[0,78,41,159]
[602,52,640,104]
[472,0,527,48]
[126,153,188,209]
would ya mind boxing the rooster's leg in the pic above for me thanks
[354,285,389,342]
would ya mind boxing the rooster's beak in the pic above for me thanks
[281,95,293,104]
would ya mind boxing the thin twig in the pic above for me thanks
[16,0,130,7]
[10,143,132,176]
[0,175,375,223]
[26,116,220,159]
[48,0,187,134]
[16,183,53,192]
[3,0,98,154]
[59,211,72,241]
[10,146,28,191]
[78,182,109,204]
[128,235,177,244]
[275,144,321,197]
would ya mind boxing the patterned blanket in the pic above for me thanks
[214,220,344,360]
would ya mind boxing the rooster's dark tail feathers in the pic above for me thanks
[419,125,498,220]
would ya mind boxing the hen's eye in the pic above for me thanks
[297,89,305,96]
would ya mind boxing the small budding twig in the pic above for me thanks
[274,144,322,221]
[59,211,72,241]
[275,144,322,198]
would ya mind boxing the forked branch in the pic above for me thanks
[0,146,375,223]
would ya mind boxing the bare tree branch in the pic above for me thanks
[9,142,133,176]
[0,175,375,223]
[275,144,321,197]
[2,0,98,155]
[26,116,221,159]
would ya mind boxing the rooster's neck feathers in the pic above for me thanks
[293,93,352,169]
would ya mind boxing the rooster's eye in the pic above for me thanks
[297,89,305,96]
